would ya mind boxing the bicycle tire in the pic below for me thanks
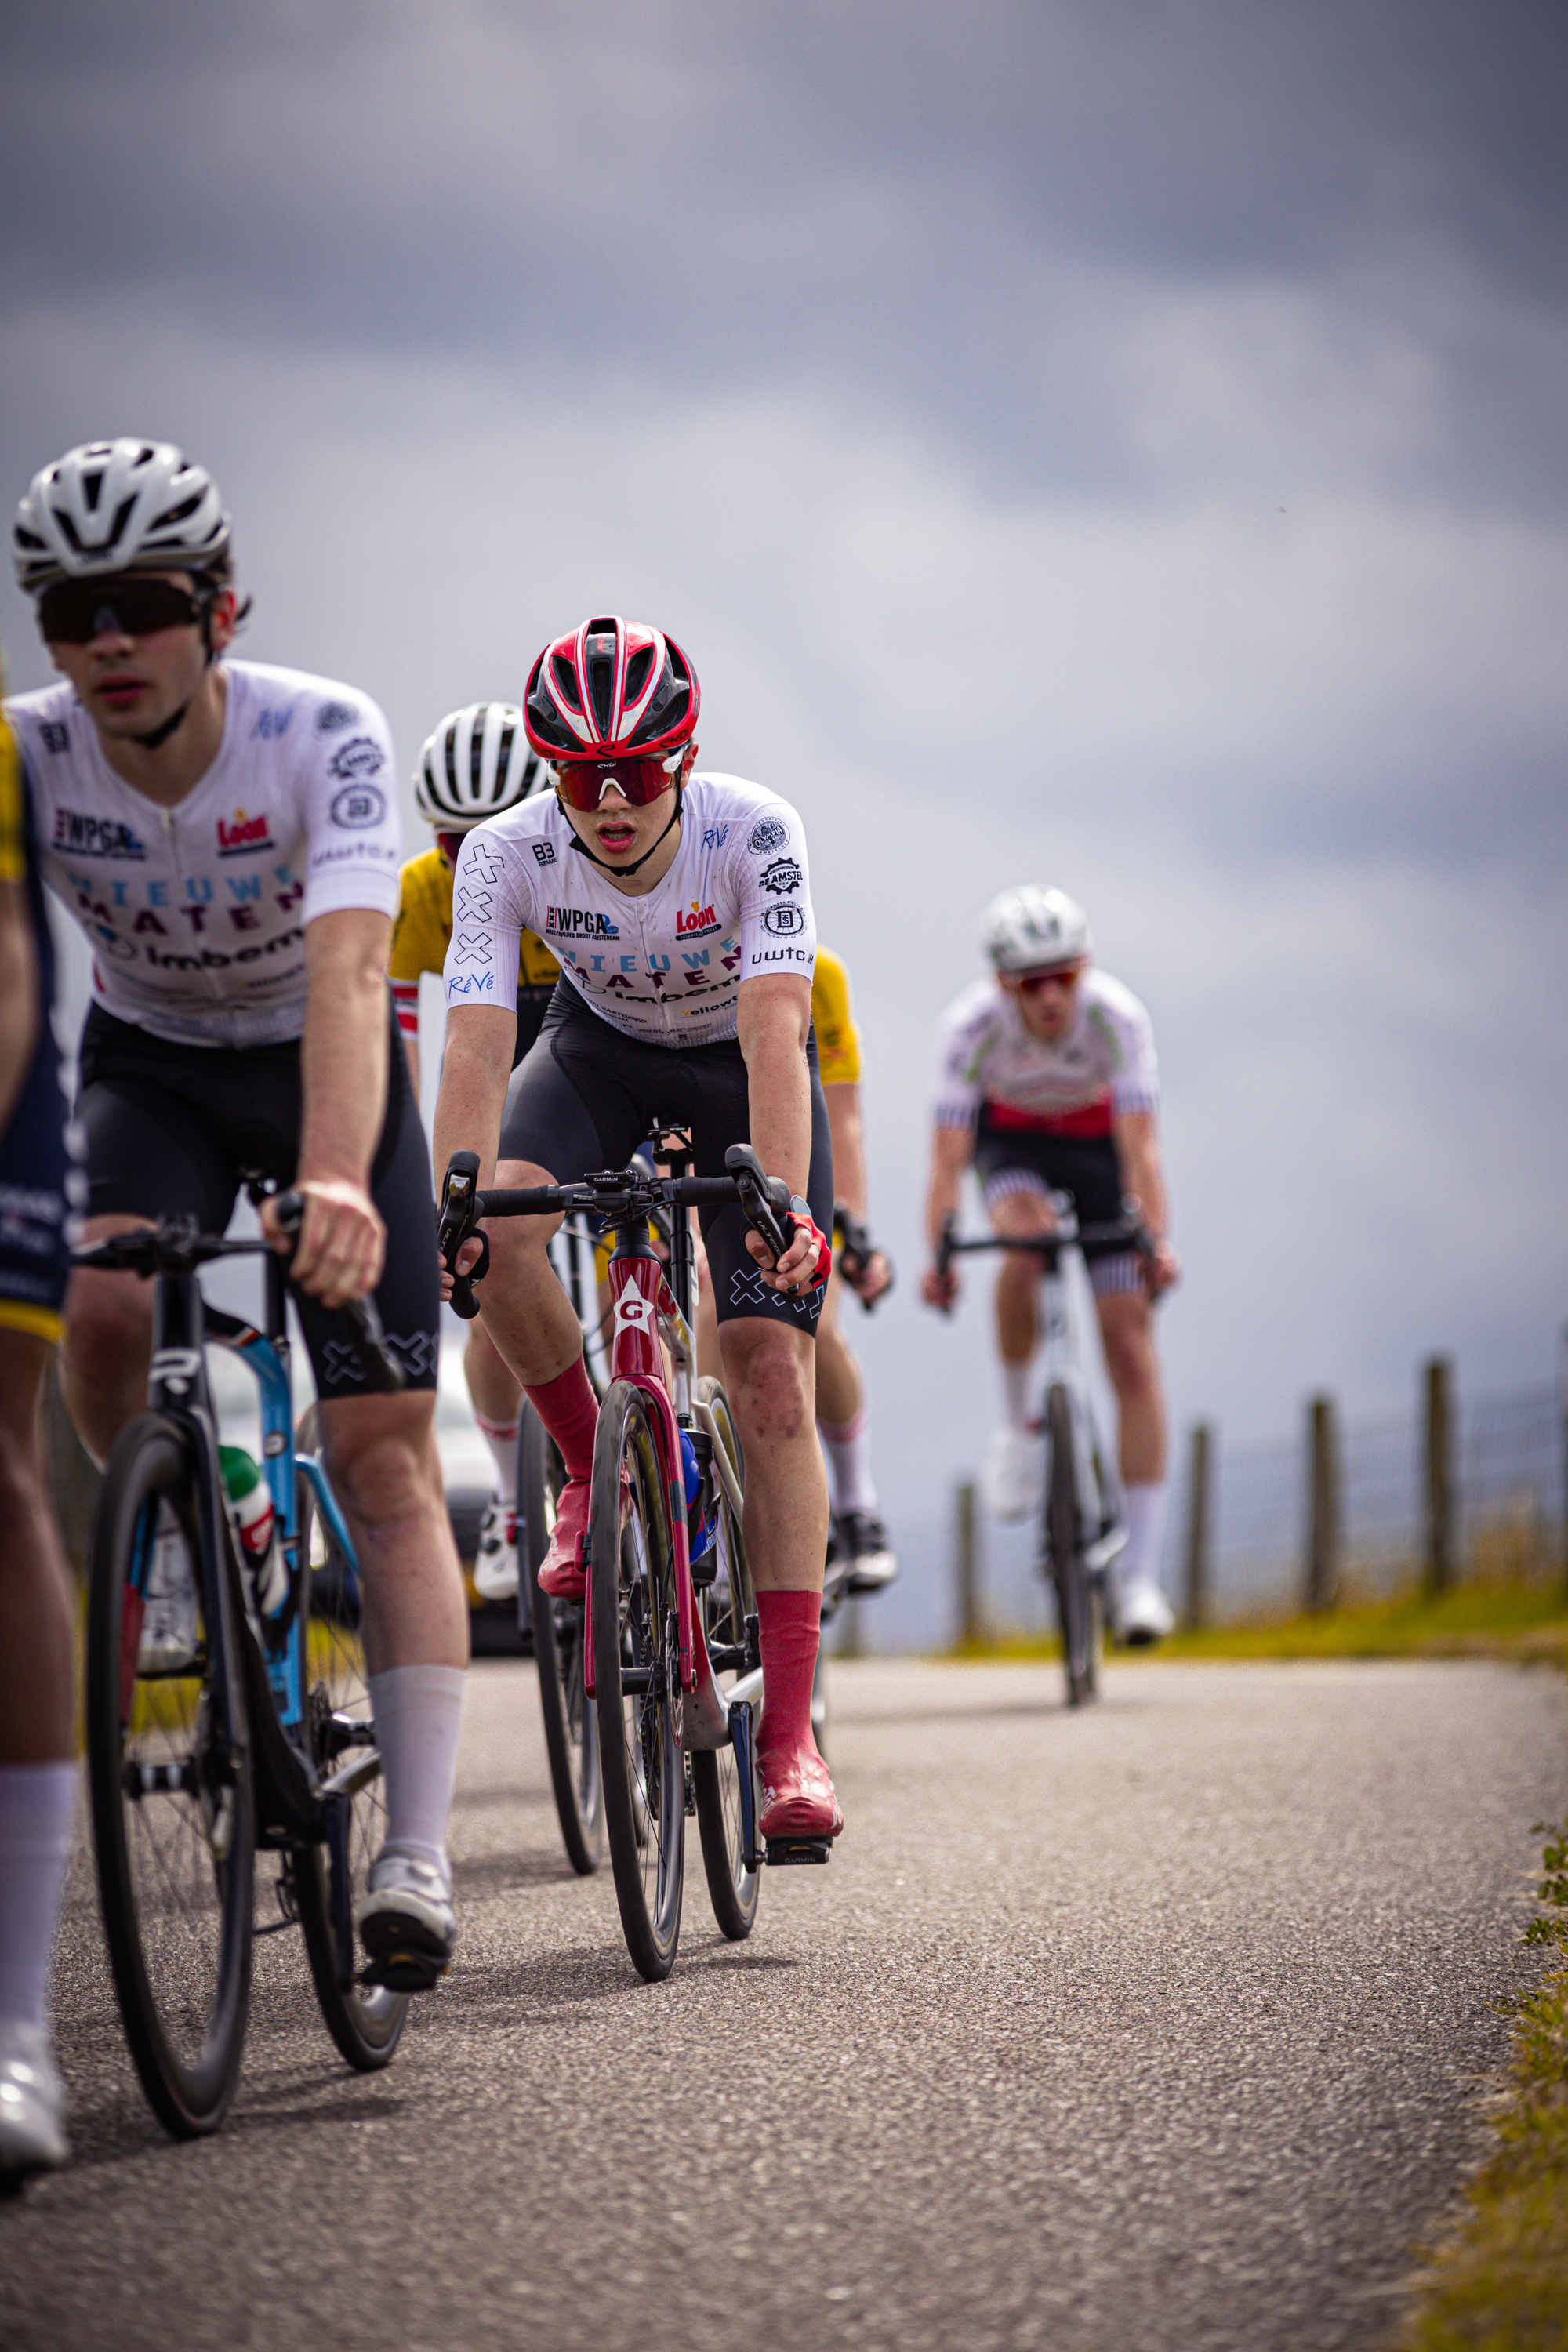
[521,1406,602,1875]
[289,1443,408,2070]
[85,1414,256,2138]
[1046,1384,1097,1707]
[590,1381,684,1980]
[690,1379,760,1941]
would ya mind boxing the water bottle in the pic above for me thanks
[680,1428,718,1565]
[220,1445,289,1617]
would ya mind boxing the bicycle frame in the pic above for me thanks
[1033,1200,1126,1573]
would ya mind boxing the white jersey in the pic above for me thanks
[5,661,401,1049]
[935,970,1159,1130]
[445,772,815,1048]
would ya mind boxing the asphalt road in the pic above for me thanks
[4,1653,1564,2352]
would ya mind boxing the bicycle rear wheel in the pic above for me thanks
[85,1414,256,2138]
[521,1406,602,1875]
[289,1439,408,2069]
[1046,1384,1098,1707]
[690,1379,760,1941]
[590,1382,684,1980]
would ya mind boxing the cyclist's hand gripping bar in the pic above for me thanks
[271,1192,406,1392]
[437,1150,491,1322]
[724,1143,833,1287]
[834,1203,894,1309]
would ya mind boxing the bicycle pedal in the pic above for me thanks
[358,1947,449,1994]
[764,1837,831,1866]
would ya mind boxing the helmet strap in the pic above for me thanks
[125,575,220,752]
[132,696,196,751]
[567,779,683,878]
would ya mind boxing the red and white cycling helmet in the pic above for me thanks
[522,614,699,764]
[982,885,1094,975]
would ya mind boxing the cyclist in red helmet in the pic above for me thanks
[434,616,843,1846]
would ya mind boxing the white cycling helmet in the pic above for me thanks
[13,439,230,594]
[982,885,1094,975]
[416,702,547,831]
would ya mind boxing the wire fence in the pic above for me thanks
[1163,1372,1566,1621]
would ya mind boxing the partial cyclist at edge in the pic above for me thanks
[809,946,897,1593]
[433,613,844,1846]
[0,684,81,2182]
[5,438,470,1986]
[922,886,1181,1642]
[391,699,559,1604]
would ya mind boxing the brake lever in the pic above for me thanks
[723,1142,793,1267]
[437,1150,488,1321]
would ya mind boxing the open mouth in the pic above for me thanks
[596,821,637,855]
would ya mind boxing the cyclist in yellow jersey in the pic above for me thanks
[810,949,896,1588]
[392,704,557,1600]
[0,688,81,2177]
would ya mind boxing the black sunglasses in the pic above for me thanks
[38,576,209,645]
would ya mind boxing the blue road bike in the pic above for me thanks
[80,1189,409,2138]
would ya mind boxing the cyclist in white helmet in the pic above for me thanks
[922,887,1181,1642]
[5,439,470,1986]
[390,702,557,1602]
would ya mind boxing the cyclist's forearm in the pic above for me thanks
[824,1083,867,1218]
[925,1123,974,1249]
[0,882,39,1133]
[739,977,813,1196]
[299,911,390,1189]
[431,1011,515,1188]
[1113,1111,1170,1237]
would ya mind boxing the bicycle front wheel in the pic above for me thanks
[521,1405,602,1875]
[591,1382,684,1980]
[690,1378,760,1941]
[85,1415,256,2138]
[289,1439,408,2071]
[1045,1384,1098,1707]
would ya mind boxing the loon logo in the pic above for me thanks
[676,899,719,935]
[217,807,274,856]
[546,907,620,939]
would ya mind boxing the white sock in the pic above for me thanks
[0,1762,76,2033]
[818,1409,878,1516]
[474,1412,520,1509]
[1000,1359,1033,1433]
[1120,1482,1170,1591]
[368,1665,466,1883]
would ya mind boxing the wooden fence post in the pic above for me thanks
[1559,1326,1568,1602]
[1423,1356,1454,1599]
[1305,1394,1338,1614]
[1184,1422,1212,1629]
[955,1479,981,1648]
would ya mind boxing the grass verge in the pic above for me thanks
[1402,1822,1568,2352]
[945,1578,1568,1668]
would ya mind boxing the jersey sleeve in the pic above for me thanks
[933,985,998,1127]
[0,713,24,885]
[445,825,526,1015]
[731,797,817,991]
[299,694,403,924]
[811,947,862,1085]
[1091,977,1160,1116]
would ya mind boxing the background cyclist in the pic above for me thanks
[391,700,557,1603]
[0,691,78,2180]
[922,886,1181,1642]
[433,613,843,1846]
[6,437,469,1985]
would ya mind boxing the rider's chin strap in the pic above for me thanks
[567,780,684,878]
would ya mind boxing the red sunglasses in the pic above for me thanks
[553,755,681,811]
[1016,964,1083,994]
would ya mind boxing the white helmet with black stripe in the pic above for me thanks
[982,884,1094,974]
[415,702,547,831]
[12,439,230,593]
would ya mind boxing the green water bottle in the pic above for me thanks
[220,1446,288,1617]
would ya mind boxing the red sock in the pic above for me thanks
[755,1588,822,1766]
[525,1356,598,1480]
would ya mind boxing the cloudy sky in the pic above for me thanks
[4,1,1565,1639]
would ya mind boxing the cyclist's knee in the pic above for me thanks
[321,1394,441,1533]
[722,1322,815,1445]
[487,1159,562,1273]
[63,1267,153,1394]
[1098,1300,1157,1397]
[989,1185,1053,1240]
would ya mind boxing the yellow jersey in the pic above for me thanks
[390,846,561,1051]
[811,946,862,1087]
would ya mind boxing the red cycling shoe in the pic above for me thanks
[537,1475,590,1599]
[757,1740,844,1842]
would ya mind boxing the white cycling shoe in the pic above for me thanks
[355,1851,457,1992]
[0,2022,69,2180]
[1119,1575,1175,1646]
[983,1425,1042,1523]
[138,1504,199,1674]
[472,1495,519,1602]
